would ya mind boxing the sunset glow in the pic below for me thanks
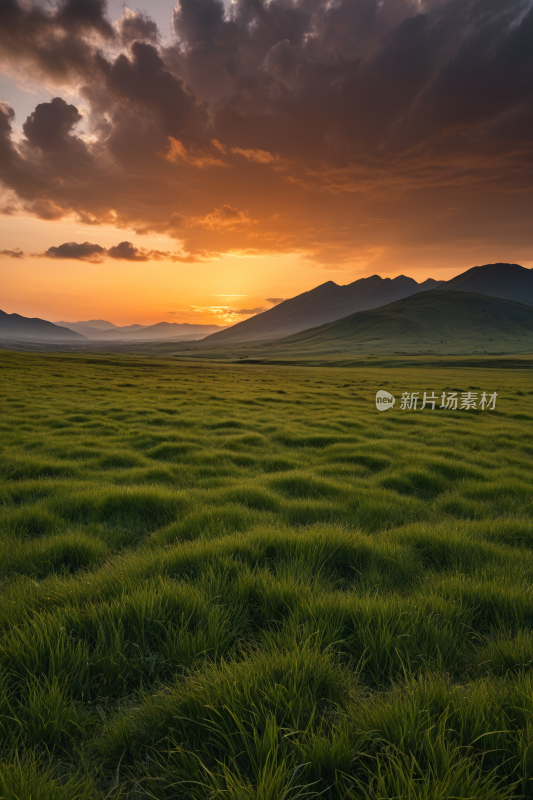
[1,0,533,323]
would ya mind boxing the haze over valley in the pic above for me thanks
[54,320,226,340]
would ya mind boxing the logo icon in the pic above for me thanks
[376,390,396,412]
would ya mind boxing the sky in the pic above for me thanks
[1,0,533,326]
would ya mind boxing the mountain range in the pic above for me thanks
[205,263,533,344]
[205,275,444,344]
[54,320,147,337]
[245,290,533,358]
[54,320,225,340]
[2,262,533,348]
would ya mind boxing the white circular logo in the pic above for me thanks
[376,390,396,411]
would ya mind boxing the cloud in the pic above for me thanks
[0,0,115,84]
[1,0,533,267]
[107,241,207,262]
[229,307,266,315]
[44,241,105,262]
[0,248,24,258]
[190,205,255,231]
[23,97,83,153]
[190,304,266,322]
[163,137,228,169]
[116,8,159,46]
[266,297,285,304]
[37,239,206,263]
[231,148,279,164]
[0,101,14,120]
[107,241,149,261]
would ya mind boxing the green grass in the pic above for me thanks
[1,350,533,797]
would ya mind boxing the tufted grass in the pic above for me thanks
[0,350,533,796]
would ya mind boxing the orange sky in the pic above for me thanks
[3,209,531,326]
[1,0,533,326]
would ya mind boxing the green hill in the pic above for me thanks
[227,291,533,359]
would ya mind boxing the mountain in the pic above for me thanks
[205,262,533,346]
[435,263,533,305]
[247,291,533,357]
[55,321,145,336]
[75,319,120,330]
[0,311,84,340]
[54,321,225,339]
[55,322,111,336]
[93,322,226,340]
[205,275,444,344]
[105,324,146,332]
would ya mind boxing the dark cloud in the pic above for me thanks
[0,248,24,258]
[0,102,18,182]
[107,241,147,261]
[231,307,266,315]
[266,297,285,304]
[0,100,14,122]
[106,241,197,261]
[116,8,159,46]
[0,0,114,83]
[106,41,207,145]
[55,0,114,36]
[22,97,82,153]
[44,241,105,261]
[1,0,533,266]
[37,239,207,263]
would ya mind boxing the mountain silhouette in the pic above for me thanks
[0,311,84,340]
[206,262,533,345]
[435,263,533,305]
[205,275,443,344]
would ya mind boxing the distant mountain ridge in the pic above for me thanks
[205,262,533,344]
[109,322,226,340]
[71,319,121,330]
[55,320,146,336]
[0,311,83,340]
[54,320,226,340]
[0,312,225,343]
[205,275,444,344]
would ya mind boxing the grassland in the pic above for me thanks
[1,350,533,798]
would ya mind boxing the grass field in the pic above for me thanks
[1,350,533,798]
